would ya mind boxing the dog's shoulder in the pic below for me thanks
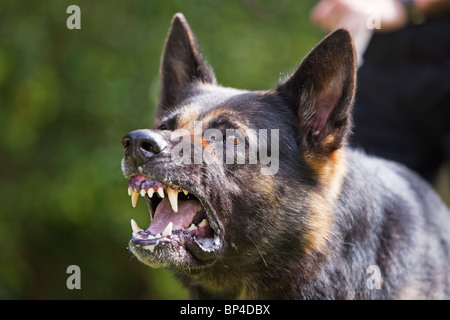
[329,148,450,299]
[344,148,448,216]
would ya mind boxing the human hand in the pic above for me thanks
[310,0,408,34]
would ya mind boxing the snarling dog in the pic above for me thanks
[121,13,450,299]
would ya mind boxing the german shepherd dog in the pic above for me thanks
[121,13,450,299]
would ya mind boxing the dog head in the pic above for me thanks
[121,13,356,295]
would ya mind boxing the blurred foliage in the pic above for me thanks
[0,0,322,299]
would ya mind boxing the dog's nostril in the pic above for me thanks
[140,141,157,154]
[122,137,131,149]
[123,129,167,162]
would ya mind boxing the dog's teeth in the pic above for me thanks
[157,187,164,198]
[131,192,139,208]
[198,219,209,227]
[167,187,178,212]
[143,244,156,252]
[131,219,142,233]
[187,224,198,231]
[128,187,132,196]
[147,188,154,198]
[182,189,189,195]
[162,221,173,237]
[140,189,146,197]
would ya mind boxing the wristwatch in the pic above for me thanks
[398,0,426,25]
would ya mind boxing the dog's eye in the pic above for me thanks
[158,123,169,130]
[224,133,243,146]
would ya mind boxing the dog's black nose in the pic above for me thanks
[122,129,167,164]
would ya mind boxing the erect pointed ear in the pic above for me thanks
[277,29,356,156]
[154,13,216,126]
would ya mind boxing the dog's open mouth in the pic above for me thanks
[126,174,222,263]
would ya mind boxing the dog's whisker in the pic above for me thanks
[246,235,268,268]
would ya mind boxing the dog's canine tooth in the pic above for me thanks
[131,191,139,208]
[131,219,142,233]
[167,187,178,212]
[198,219,209,227]
[147,188,154,198]
[187,224,198,231]
[162,221,173,237]
[157,187,165,198]
[182,189,189,195]
[140,189,146,197]
[128,187,132,196]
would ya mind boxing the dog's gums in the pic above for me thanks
[127,174,221,263]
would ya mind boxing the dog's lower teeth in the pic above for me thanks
[127,178,214,253]
[162,222,173,236]
[143,244,156,252]
[187,224,198,231]
[131,219,142,233]
[198,219,209,227]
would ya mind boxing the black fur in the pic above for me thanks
[121,13,450,299]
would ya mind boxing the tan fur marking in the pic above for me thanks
[303,195,333,255]
[302,149,348,254]
[200,108,241,126]
[237,283,254,300]
[175,106,247,164]
[322,134,336,147]
[176,105,201,131]
[256,173,276,203]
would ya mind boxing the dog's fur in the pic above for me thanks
[122,13,450,299]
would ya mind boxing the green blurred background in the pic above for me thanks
[1,0,448,300]
[0,0,324,299]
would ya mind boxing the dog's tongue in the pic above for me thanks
[148,198,203,235]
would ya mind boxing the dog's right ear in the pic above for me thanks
[155,13,216,126]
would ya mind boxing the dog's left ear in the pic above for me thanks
[155,13,216,126]
[277,29,356,156]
